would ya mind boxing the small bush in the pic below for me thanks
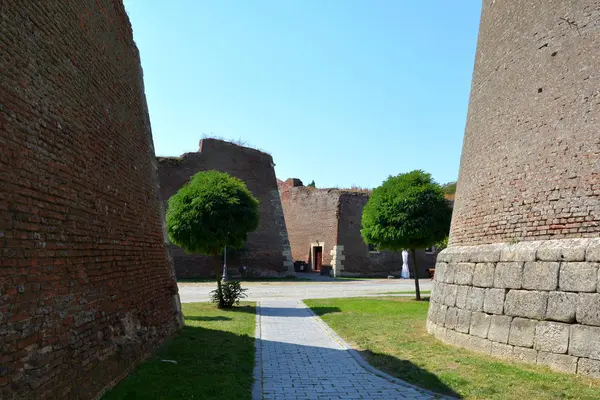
[210,281,248,308]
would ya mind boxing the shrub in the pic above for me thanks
[210,281,248,308]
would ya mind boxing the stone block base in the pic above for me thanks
[427,238,600,378]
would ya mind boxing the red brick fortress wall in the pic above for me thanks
[449,0,600,246]
[0,1,182,398]
[157,139,293,278]
[278,180,340,269]
[427,0,600,377]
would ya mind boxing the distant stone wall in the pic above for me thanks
[278,180,340,269]
[279,182,436,277]
[157,139,293,278]
[428,0,600,377]
[0,1,182,398]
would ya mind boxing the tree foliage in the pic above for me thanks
[166,170,260,256]
[307,180,316,188]
[361,170,452,251]
[361,170,452,301]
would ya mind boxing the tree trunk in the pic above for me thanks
[213,254,225,308]
[410,249,422,301]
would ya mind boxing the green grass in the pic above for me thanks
[378,290,431,295]
[305,297,600,400]
[103,303,256,400]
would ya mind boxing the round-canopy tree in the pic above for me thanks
[361,170,452,300]
[166,170,259,307]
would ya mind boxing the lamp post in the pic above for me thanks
[222,246,229,281]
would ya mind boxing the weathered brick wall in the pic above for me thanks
[278,180,339,269]
[279,183,437,277]
[336,193,435,277]
[0,1,181,398]
[428,0,600,377]
[450,0,600,246]
[157,139,293,278]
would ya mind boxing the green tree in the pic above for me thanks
[307,180,316,188]
[361,170,452,300]
[166,171,259,307]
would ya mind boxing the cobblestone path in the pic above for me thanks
[253,299,445,400]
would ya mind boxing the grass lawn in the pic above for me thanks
[305,297,600,400]
[378,290,431,295]
[103,303,255,400]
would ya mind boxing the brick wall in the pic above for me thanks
[428,0,600,377]
[0,1,181,398]
[279,182,437,277]
[278,180,339,268]
[450,0,600,246]
[337,193,435,277]
[157,139,293,278]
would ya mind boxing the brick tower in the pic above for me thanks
[0,1,182,398]
[426,0,600,376]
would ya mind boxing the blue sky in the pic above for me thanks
[123,1,482,189]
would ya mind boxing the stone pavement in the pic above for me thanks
[253,299,447,400]
[179,279,434,303]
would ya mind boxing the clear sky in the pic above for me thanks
[123,1,482,189]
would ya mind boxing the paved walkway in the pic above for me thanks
[179,279,433,303]
[253,300,444,400]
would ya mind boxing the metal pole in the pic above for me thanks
[222,246,229,281]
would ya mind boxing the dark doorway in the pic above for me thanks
[313,246,323,271]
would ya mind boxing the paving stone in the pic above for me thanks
[534,321,569,353]
[488,315,512,344]
[472,263,495,287]
[569,325,600,360]
[454,263,475,285]
[469,312,491,338]
[508,318,537,348]
[483,288,505,314]
[576,293,600,326]
[559,262,598,292]
[537,352,578,374]
[494,262,523,289]
[466,287,485,312]
[577,358,600,378]
[522,262,559,291]
[504,290,548,320]
[546,291,577,323]
[257,300,439,400]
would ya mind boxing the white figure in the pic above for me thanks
[401,250,410,279]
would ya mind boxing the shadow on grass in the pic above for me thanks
[186,316,232,322]
[258,306,342,318]
[358,349,462,398]
[103,324,255,400]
